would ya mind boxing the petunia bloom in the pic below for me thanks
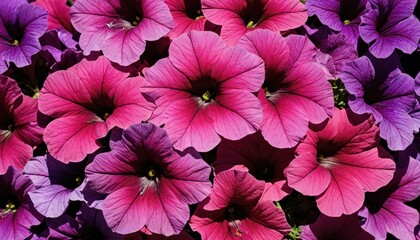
[0,0,47,71]
[33,0,75,34]
[201,0,307,45]
[38,56,154,163]
[23,155,88,218]
[142,30,265,152]
[70,0,174,66]
[284,108,396,217]
[0,167,43,240]
[85,123,212,236]
[359,155,420,240]
[340,56,417,150]
[237,29,334,148]
[214,131,294,201]
[0,76,43,174]
[306,0,368,45]
[359,0,420,58]
[190,170,291,239]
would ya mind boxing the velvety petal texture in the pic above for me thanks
[237,29,334,148]
[71,0,174,66]
[85,123,212,236]
[360,0,420,58]
[38,56,154,162]
[284,108,396,217]
[340,56,417,150]
[34,0,75,33]
[190,170,291,240]
[0,76,43,174]
[201,0,307,45]
[142,31,264,152]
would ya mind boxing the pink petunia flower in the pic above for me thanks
[38,56,154,163]
[237,29,334,148]
[85,123,212,236]
[201,0,307,45]
[33,0,75,34]
[190,170,291,239]
[214,131,294,201]
[284,108,396,217]
[70,0,174,66]
[0,76,43,174]
[142,30,265,152]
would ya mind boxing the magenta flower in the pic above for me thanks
[164,0,218,39]
[85,123,212,236]
[360,0,420,58]
[38,56,154,163]
[0,167,43,240]
[284,108,396,217]
[301,214,374,239]
[0,76,43,174]
[237,29,334,148]
[190,170,291,239]
[142,30,265,152]
[0,0,47,71]
[340,56,417,150]
[201,0,307,45]
[214,131,294,201]
[33,0,75,34]
[306,0,368,45]
[70,0,174,66]
[359,157,420,240]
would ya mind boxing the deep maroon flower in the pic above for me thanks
[359,156,420,239]
[360,0,420,58]
[237,29,334,148]
[142,30,265,152]
[85,123,212,236]
[306,0,367,45]
[301,214,374,239]
[284,108,395,217]
[214,131,294,201]
[39,29,78,64]
[70,0,174,66]
[340,56,417,150]
[0,0,47,71]
[201,0,307,45]
[23,155,88,218]
[0,76,43,174]
[164,0,218,39]
[0,167,43,240]
[38,56,154,163]
[190,170,291,239]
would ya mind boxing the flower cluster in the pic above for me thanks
[0,0,419,239]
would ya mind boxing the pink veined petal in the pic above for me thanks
[284,153,331,196]
[12,96,43,146]
[28,185,72,218]
[201,0,246,25]
[257,0,307,31]
[190,204,231,240]
[218,19,250,46]
[206,89,262,141]
[316,167,365,217]
[169,30,225,80]
[0,134,32,174]
[284,34,317,69]
[43,114,108,163]
[211,47,265,93]
[138,0,174,41]
[101,30,146,66]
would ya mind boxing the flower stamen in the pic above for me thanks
[246,20,256,28]
[11,39,19,46]
[202,90,211,102]
[343,19,351,25]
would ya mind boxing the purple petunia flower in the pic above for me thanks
[23,155,88,218]
[360,0,420,58]
[284,108,395,217]
[301,214,374,239]
[0,0,47,72]
[190,170,291,239]
[306,0,368,45]
[0,76,43,174]
[38,56,154,163]
[142,30,265,152]
[340,56,417,150]
[359,156,420,239]
[0,167,43,240]
[85,123,212,236]
[201,0,307,45]
[70,0,174,66]
[237,29,334,148]
[214,131,294,201]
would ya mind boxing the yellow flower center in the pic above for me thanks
[103,112,110,120]
[343,19,351,25]
[202,90,211,102]
[246,21,256,28]
[195,10,204,20]
[132,16,141,26]
[148,169,156,178]
[11,39,19,46]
